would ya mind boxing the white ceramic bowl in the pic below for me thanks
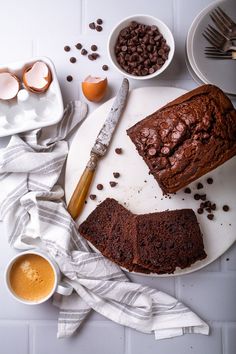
[107,14,175,80]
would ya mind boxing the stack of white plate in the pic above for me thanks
[186,0,236,96]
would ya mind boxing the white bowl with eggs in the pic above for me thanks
[107,14,175,80]
[0,56,63,137]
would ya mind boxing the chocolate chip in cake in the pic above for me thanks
[115,148,122,154]
[70,57,76,63]
[102,64,109,71]
[207,177,213,184]
[75,43,82,50]
[96,25,103,32]
[64,45,71,52]
[207,214,214,220]
[223,205,229,212]
[206,207,212,213]
[91,44,98,51]
[81,49,88,55]
[89,194,96,200]
[89,22,96,29]
[97,18,103,25]
[211,203,216,211]
[109,181,117,187]
[113,172,120,178]
[194,194,201,200]
[184,187,191,194]
[66,75,73,82]
[197,208,204,214]
[97,184,103,190]
[197,182,203,190]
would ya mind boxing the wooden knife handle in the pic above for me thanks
[67,153,99,220]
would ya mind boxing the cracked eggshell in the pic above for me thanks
[23,61,52,93]
[82,76,107,102]
[0,73,20,100]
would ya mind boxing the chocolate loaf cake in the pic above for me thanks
[133,209,206,274]
[127,85,236,194]
[78,198,206,274]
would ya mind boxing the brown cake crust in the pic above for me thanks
[127,84,236,194]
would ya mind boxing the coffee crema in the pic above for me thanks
[9,254,55,301]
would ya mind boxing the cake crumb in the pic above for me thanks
[115,148,122,155]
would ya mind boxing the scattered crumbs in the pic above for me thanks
[138,190,140,194]
[97,184,103,190]
[197,208,204,215]
[115,147,122,154]
[75,43,82,50]
[144,180,147,183]
[223,205,229,212]
[66,75,73,82]
[64,45,71,52]
[155,196,157,199]
[89,22,96,29]
[184,187,191,194]
[194,194,201,200]
[197,182,203,190]
[81,48,88,55]
[229,223,232,226]
[226,258,230,261]
[102,64,109,71]
[220,223,223,226]
[200,194,206,201]
[89,194,96,200]
[207,177,213,184]
[168,196,171,199]
[85,200,87,204]
[182,198,185,200]
[96,25,103,32]
[91,44,98,51]
[161,198,163,200]
[97,18,103,25]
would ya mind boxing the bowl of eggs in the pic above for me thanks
[108,14,175,80]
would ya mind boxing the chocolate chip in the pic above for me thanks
[97,18,103,25]
[88,54,94,61]
[75,43,82,50]
[200,194,207,201]
[66,75,73,82]
[211,203,216,211]
[96,25,103,32]
[97,184,103,190]
[223,205,229,212]
[92,53,99,59]
[91,44,98,51]
[109,181,117,187]
[200,202,205,208]
[115,148,122,154]
[102,64,109,71]
[81,49,88,55]
[113,172,120,178]
[197,208,204,214]
[64,45,71,52]
[206,207,212,213]
[197,182,203,190]
[194,194,201,200]
[70,57,76,63]
[89,22,96,29]
[207,214,214,220]
[89,194,96,200]
[184,187,191,194]
[207,177,213,184]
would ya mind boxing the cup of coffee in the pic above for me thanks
[5,250,73,305]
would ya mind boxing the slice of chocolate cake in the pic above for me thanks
[133,209,206,274]
[78,198,150,272]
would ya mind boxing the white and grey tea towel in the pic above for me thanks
[0,100,209,339]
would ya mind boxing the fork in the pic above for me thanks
[210,6,236,40]
[203,25,236,51]
[204,47,236,59]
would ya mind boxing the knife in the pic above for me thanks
[67,78,129,220]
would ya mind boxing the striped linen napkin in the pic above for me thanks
[0,100,209,339]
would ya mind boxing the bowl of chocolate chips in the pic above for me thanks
[108,15,175,79]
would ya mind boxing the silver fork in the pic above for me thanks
[204,47,236,59]
[203,25,236,51]
[210,6,236,40]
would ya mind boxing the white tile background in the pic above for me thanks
[0,0,235,353]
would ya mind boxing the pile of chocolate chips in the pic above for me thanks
[115,21,170,76]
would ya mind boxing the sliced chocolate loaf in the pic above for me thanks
[78,198,149,272]
[133,209,206,274]
[127,85,236,194]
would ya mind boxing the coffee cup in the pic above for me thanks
[5,249,73,305]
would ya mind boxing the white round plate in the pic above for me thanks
[65,87,236,276]
[186,0,236,96]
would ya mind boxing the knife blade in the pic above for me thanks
[67,78,129,220]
